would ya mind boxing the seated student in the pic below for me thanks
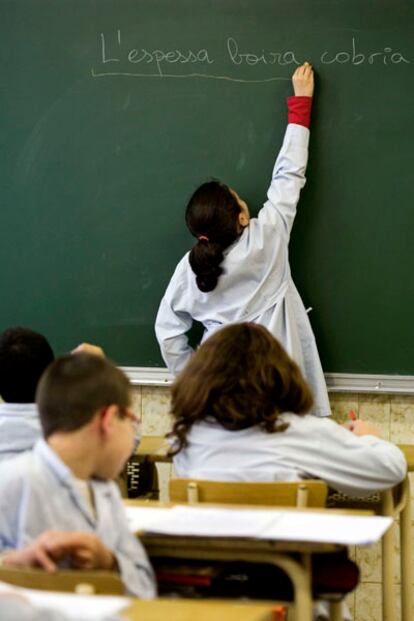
[0,326,104,462]
[0,353,156,599]
[170,323,406,496]
[0,327,54,461]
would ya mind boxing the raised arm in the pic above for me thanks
[259,62,314,237]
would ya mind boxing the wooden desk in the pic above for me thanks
[128,503,378,621]
[123,599,274,621]
[135,439,414,621]
[399,444,414,470]
[136,436,171,463]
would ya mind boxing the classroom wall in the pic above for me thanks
[134,386,414,621]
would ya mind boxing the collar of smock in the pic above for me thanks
[0,402,38,418]
[34,438,74,486]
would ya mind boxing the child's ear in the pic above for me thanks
[98,404,119,435]
[238,211,249,228]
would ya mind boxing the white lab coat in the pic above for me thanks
[173,413,407,498]
[155,124,331,417]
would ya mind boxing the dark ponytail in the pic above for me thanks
[185,181,241,292]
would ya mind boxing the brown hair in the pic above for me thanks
[36,353,130,438]
[169,323,313,455]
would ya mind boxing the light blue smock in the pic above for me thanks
[0,403,41,462]
[155,124,331,417]
[0,440,156,599]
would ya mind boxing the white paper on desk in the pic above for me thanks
[124,506,174,533]
[125,505,279,537]
[0,581,130,619]
[261,511,393,546]
[136,505,282,537]
[135,505,392,546]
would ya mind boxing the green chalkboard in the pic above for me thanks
[1,0,413,373]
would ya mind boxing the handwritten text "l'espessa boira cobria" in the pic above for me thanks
[92,30,410,82]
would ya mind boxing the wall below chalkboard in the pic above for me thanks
[1,0,413,374]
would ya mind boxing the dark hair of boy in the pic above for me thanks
[36,353,131,438]
[170,323,313,454]
[0,327,55,403]
[186,181,242,292]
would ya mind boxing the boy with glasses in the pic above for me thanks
[0,353,155,598]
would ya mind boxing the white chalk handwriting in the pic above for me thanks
[321,38,409,66]
[91,30,410,82]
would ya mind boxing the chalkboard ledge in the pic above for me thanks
[324,373,414,395]
[122,367,414,394]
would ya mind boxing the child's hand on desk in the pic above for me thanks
[343,419,382,438]
[2,531,116,572]
[1,534,59,572]
[292,62,314,97]
[43,531,116,571]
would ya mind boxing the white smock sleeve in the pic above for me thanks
[289,416,407,497]
[155,265,194,375]
[258,123,309,239]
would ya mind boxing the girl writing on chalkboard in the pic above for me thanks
[155,62,330,416]
[170,323,406,495]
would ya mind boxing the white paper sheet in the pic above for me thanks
[126,504,392,546]
[124,506,174,533]
[261,511,392,545]
[0,581,129,619]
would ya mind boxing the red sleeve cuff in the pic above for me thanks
[287,96,312,128]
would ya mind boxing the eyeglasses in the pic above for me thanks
[117,406,141,434]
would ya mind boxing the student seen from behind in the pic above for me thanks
[156,63,331,418]
[0,353,156,598]
[170,323,406,497]
[0,327,54,461]
[0,326,104,462]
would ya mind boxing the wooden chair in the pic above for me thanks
[169,478,328,508]
[0,567,125,594]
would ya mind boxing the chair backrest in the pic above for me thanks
[169,479,328,508]
[0,567,125,594]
